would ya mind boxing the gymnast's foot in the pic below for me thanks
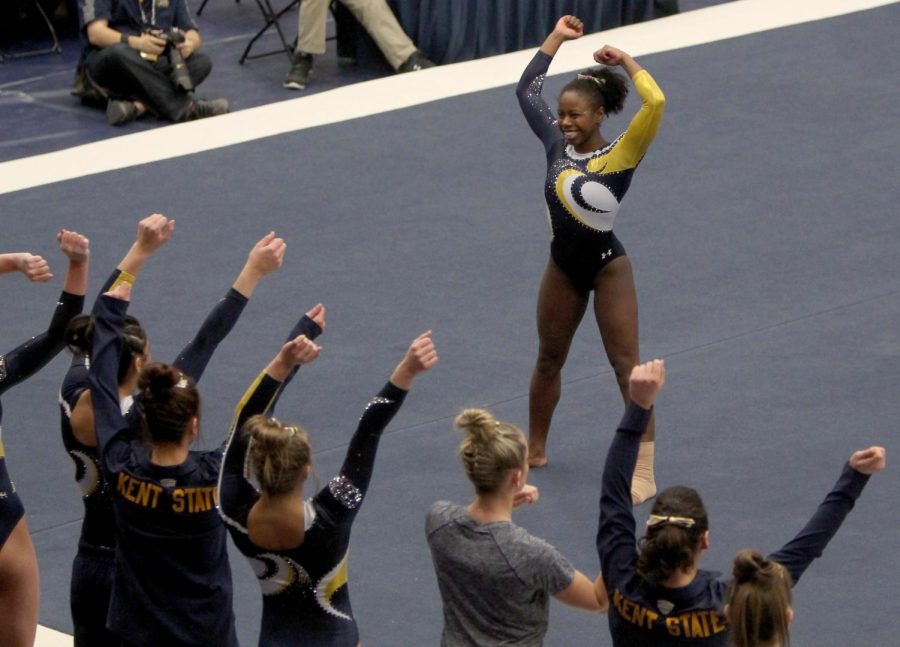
[528,442,548,468]
[630,441,656,505]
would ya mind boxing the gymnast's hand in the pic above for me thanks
[246,231,286,278]
[264,334,321,382]
[135,213,175,255]
[629,359,665,409]
[594,45,628,67]
[14,253,53,282]
[390,331,438,389]
[554,15,584,40]
[513,484,540,507]
[849,446,886,475]
[58,229,90,263]
[305,303,326,332]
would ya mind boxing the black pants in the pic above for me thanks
[86,43,212,122]
[71,548,118,647]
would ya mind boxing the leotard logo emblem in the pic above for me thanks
[555,169,619,231]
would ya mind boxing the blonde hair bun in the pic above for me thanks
[454,408,498,444]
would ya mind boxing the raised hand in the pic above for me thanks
[554,15,584,40]
[279,334,322,367]
[305,303,326,331]
[17,253,53,282]
[58,229,90,263]
[849,446,886,475]
[135,213,175,255]
[391,331,439,389]
[266,334,322,381]
[594,45,627,66]
[628,359,665,409]
[246,231,286,278]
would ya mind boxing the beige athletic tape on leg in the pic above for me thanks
[631,441,656,506]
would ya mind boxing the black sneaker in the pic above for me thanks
[106,99,140,126]
[185,98,230,121]
[284,53,314,90]
[397,50,435,73]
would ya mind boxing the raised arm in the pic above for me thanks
[0,231,89,397]
[87,285,134,466]
[768,446,885,585]
[593,45,665,171]
[323,332,438,517]
[219,308,324,524]
[173,232,286,380]
[516,16,584,150]
[98,213,174,293]
[66,216,172,445]
[0,253,52,282]
[597,361,664,589]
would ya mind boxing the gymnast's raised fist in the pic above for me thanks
[554,15,584,40]
[246,231,286,277]
[849,446,886,475]
[58,229,90,263]
[629,359,665,409]
[135,213,175,255]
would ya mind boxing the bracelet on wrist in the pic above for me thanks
[120,32,129,45]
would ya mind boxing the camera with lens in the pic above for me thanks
[154,27,194,93]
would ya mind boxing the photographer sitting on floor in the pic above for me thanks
[78,0,229,125]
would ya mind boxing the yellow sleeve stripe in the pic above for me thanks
[227,370,282,434]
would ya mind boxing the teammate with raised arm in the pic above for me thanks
[60,214,284,646]
[219,325,437,646]
[1,230,90,647]
[597,360,886,646]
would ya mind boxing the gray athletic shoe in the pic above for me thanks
[284,53,313,90]
[186,98,230,121]
[106,99,140,126]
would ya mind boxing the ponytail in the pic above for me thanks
[727,549,792,647]
[637,486,708,581]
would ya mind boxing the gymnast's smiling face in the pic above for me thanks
[557,90,605,152]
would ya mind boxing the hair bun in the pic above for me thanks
[732,549,767,584]
[454,408,498,444]
[139,363,182,399]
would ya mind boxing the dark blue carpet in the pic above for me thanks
[1,4,898,645]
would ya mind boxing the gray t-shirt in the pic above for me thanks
[426,501,575,646]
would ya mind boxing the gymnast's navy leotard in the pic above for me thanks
[0,290,83,548]
[516,50,665,293]
[597,403,872,646]
[219,317,409,647]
